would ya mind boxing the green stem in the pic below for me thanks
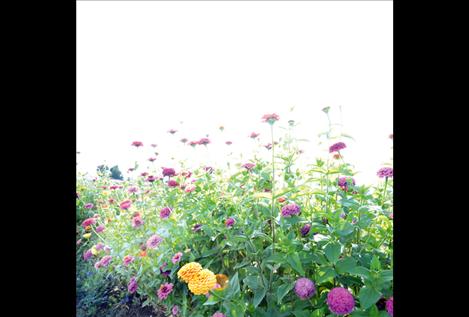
[382,177,388,205]
[270,124,276,253]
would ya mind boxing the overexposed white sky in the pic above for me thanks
[77,1,392,185]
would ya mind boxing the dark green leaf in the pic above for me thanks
[359,286,381,310]
[324,242,342,264]
[287,252,305,275]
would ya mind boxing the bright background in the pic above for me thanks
[77,1,392,185]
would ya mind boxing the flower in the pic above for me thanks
[83,233,92,239]
[180,138,188,143]
[172,252,183,264]
[338,176,356,192]
[294,277,316,300]
[148,157,156,162]
[168,179,179,187]
[128,277,138,293]
[377,167,393,178]
[262,113,280,124]
[389,213,394,219]
[168,129,177,134]
[177,262,203,283]
[225,141,232,145]
[83,249,93,261]
[76,239,82,246]
[300,224,311,236]
[132,216,144,228]
[249,132,260,138]
[198,138,210,145]
[95,255,112,268]
[264,143,272,150]
[131,141,143,147]
[81,217,96,228]
[146,234,163,249]
[329,142,346,153]
[104,245,111,253]
[160,207,172,219]
[123,255,135,266]
[242,163,256,170]
[189,140,198,147]
[188,269,217,295]
[204,166,214,174]
[215,274,229,290]
[120,200,132,210]
[212,313,226,317]
[139,250,147,257]
[185,184,196,193]
[90,246,98,255]
[277,196,286,203]
[96,224,105,233]
[192,224,202,232]
[147,175,157,182]
[225,217,235,227]
[326,287,355,315]
[162,167,176,177]
[281,203,301,217]
[95,243,104,251]
[84,203,94,209]
[151,143,157,147]
[128,186,138,193]
[157,283,174,300]
[386,297,393,316]
[160,262,171,277]
[180,170,192,178]
[172,305,180,316]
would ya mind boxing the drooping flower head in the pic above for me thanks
[162,167,176,177]
[377,167,393,178]
[81,217,96,228]
[132,216,144,228]
[329,142,346,153]
[300,224,311,236]
[177,262,203,283]
[128,277,138,294]
[188,269,217,295]
[160,207,172,219]
[131,141,143,147]
[120,200,132,210]
[249,132,260,139]
[172,252,183,264]
[84,203,94,209]
[326,287,355,315]
[262,113,280,124]
[386,297,393,316]
[123,255,135,266]
[225,217,235,227]
[146,234,163,249]
[281,203,301,217]
[157,283,174,300]
[294,277,316,300]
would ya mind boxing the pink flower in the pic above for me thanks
[123,255,135,266]
[81,217,96,228]
[160,207,172,219]
[128,277,138,293]
[184,184,196,193]
[171,252,183,264]
[180,170,192,178]
[132,216,144,228]
[168,129,177,134]
[225,141,232,145]
[95,243,104,251]
[146,234,163,249]
[212,313,226,317]
[131,141,143,147]
[84,203,94,209]
[120,200,132,210]
[189,140,198,147]
[249,132,260,138]
[147,175,157,182]
[96,225,105,233]
[128,186,138,193]
[261,113,280,124]
[172,305,180,316]
[329,142,346,153]
[168,179,179,187]
[157,283,174,300]
[242,163,256,171]
[225,217,235,227]
[148,157,156,162]
[198,138,210,145]
[83,249,93,261]
[162,167,176,177]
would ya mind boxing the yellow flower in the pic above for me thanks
[177,262,202,283]
[91,246,98,255]
[188,269,217,295]
[83,233,92,239]
[215,274,229,290]
[102,191,110,196]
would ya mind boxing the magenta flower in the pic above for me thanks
[95,243,104,251]
[128,186,138,193]
[162,167,176,177]
[160,207,172,219]
[189,140,198,147]
[242,163,256,171]
[168,179,179,187]
[109,185,119,190]
[198,138,210,145]
[377,167,393,178]
[81,217,96,228]
[157,283,174,300]
[338,176,356,191]
[131,141,143,147]
[97,255,112,268]
[204,166,214,174]
[261,113,280,124]
[172,305,180,316]
[300,224,311,236]
[329,142,346,153]
[294,277,316,300]
[184,184,196,193]
[281,203,301,217]
[249,132,260,138]
[96,224,105,233]
[84,203,94,209]
[132,216,144,228]
[225,217,235,227]
[171,252,183,264]
[146,234,163,249]
[212,313,226,317]
[123,255,135,266]
[128,277,138,294]
[83,249,93,261]
[147,175,157,182]
[386,297,393,316]
[119,200,132,210]
[225,141,232,145]
[148,157,156,162]
[326,287,355,315]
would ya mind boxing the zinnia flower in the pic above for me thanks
[128,277,138,293]
[377,167,393,178]
[386,297,393,316]
[168,179,179,187]
[168,129,177,134]
[212,313,226,317]
[160,207,172,219]
[157,283,174,300]
[264,143,272,150]
[189,140,198,147]
[185,184,196,193]
[146,234,163,249]
[326,287,355,315]
[128,186,138,193]
[249,132,260,138]
[180,170,192,178]
[162,167,176,177]
[96,224,105,233]
[261,113,280,124]
[198,138,210,145]
[225,141,232,145]
[242,163,256,170]
[147,175,157,182]
[83,249,93,261]
[338,176,356,191]
[96,255,112,268]
[172,252,183,264]
[294,277,316,300]
[148,157,156,162]
[300,224,311,236]
[225,217,235,227]
[188,269,217,295]
[329,142,346,153]
[81,217,96,228]
[84,203,94,209]
[123,255,135,266]
[95,243,104,251]
[281,203,301,217]
[177,262,203,283]
[132,216,144,228]
[172,305,180,316]
[180,138,188,143]
[204,166,214,173]
[131,141,143,147]
[120,200,132,210]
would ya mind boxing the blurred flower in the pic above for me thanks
[180,138,188,143]
[83,233,92,239]
[83,249,93,261]
[193,224,202,232]
[333,153,341,160]
[76,239,82,246]
[160,262,171,277]
[82,217,96,228]
[225,217,235,227]
[264,143,272,150]
[84,225,92,232]
[172,305,180,316]
[338,176,356,192]
[261,113,280,124]
[249,132,260,138]
[128,277,138,294]
[178,262,203,283]
[389,213,394,219]
[168,179,179,187]
[326,287,355,315]
[157,283,174,300]
[281,203,301,217]
[95,243,104,251]
[277,197,286,203]
[110,185,119,190]
[98,255,112,267]
[151,143,157,147]
[84,203,94,209]
[212,313,226,317]
[180,170,192,178]
[294,277,316,300]
[160,207,172,219]
[242,163,256,171]
[386,297,393,316]
[147,175,157,182]
[162,167,176,177]
[104,245,111,253]
[172,252,183,264]
[139,250,147,257]
[148,157,156,162]
[96,225,105,233]
[141,172,149,177]
[131,141,143,147]
[188,269,217,295]
[300,224,311,236]
[120,200,132,210]
[168,129,177,134]
[185,184,196,193]
[225,141,232,145]
[204,166,214,174]
[146,234,163,249]
[377,167,393,178]
[329,142,346,153]
[128,186,138,193]
[189,141,198,147]
[198,138,210,145]
[132,216,144,228]
[215,274,229,290]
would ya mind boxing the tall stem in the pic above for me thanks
[270,124,276,253]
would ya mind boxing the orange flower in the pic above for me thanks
[277,197,286,203]
[215,274,229,290]
[85,226,91,231]
[188,269,217,295]
[177,262,202,283]
[139,250,147,257]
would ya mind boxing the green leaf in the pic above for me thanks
[324,242,342,264]
[253,288,267,308]
[293,311,310,317]
[335,257,357,274]
[244,275,260,290]
[287,252,305,275]
[359,286,381,310]
[311,308,325,317]
[348,266,371,280]
[317,267,337,283]
[225,272,240,299]
[370,255,381,271]
[276,281,295,304]
[203,295,220,306]
[380,270,393,282]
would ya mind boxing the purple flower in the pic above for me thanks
[119,200,132,210]
[294,277,316,300]
[96,224,105,233]
[99,255,112,267]
[198,138,210,145]
[242,163,256,171]
[386,297,393,316]
[157,283,174,300]
[172,252,183,264]
[128,277,138,294]
[132,216,144,228]
[172,305,180,316]
[377,167,393,178]
[168,179,179,187]
[83,249,93,261]
[131,141,143,147]
[147,175,157,182]
[95,243,104,251]
[81,217,96,228]
[146,234,163,249]
[249,132,260,139]
[160,207,172,219]
[123,255,135,266]
[162,167,176,177]
[160,262,171,277]
[212,313,226,317]
[225,141,232,145]
[326,287,355,315]
[300,224,311,236]
[192,224,202,232]
[84,203,94,209]
[338,176,356,191]
[225,217,235,227]
[329,142,346,153]
[281,203,301,217]
[128,186,138,193]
